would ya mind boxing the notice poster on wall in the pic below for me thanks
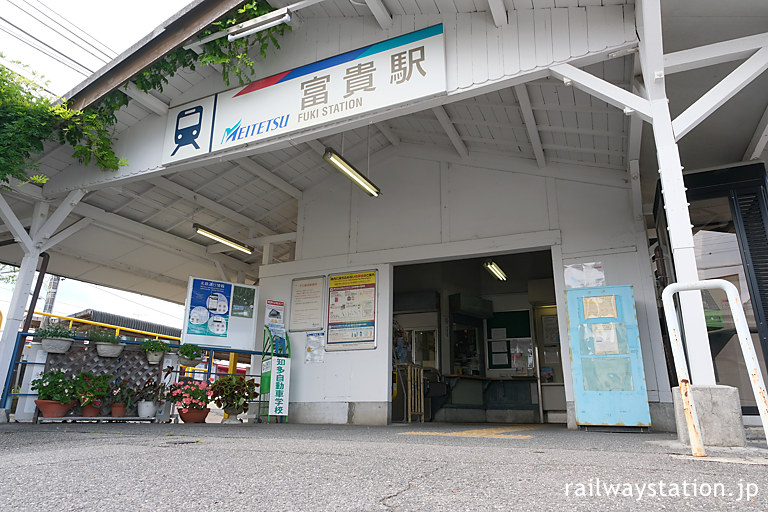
[187,279,232,337]
[182,277,259,351]
[326,270,376,350]
[290,276,325,331]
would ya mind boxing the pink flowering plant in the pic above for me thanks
[31,368,74,403]
[169,379,213,413]
[74,372,113,407]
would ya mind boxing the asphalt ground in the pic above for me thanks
[1,421,767,511]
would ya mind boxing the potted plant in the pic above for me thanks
[74,372,112,416]
[109,381,135,417]
[177,343,204,367]
[87,328,124,358]
[140,338,169,365]
[135,378,167,418]
[210,375,259,423]
[35,323,76,354]
[168,379,212,423]
[31,368,75,417]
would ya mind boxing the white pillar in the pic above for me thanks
[0,252,41,401]
[638,0,716,385]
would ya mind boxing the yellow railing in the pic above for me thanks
[28,311,181,342]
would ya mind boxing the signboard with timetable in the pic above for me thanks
[182,277,259,351]
[162,25,446,164]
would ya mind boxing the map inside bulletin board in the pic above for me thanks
[326,270,377,351]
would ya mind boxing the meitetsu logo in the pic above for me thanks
[221,115,290,145]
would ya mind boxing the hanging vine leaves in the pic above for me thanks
[135,1,287,91]
[0,1,287,185]
[0,61,128,186]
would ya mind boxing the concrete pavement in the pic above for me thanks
[0,422,767,511]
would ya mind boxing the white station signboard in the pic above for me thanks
[162,25,446,164]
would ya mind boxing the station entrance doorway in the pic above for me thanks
[390,250,565,424]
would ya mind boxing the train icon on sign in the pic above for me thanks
[171,105,203,156]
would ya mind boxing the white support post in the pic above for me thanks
[637,0,716,385]
[487,0,507,28]
[262,243,274,266]
[0,252,40,409]
[0,189,88,408]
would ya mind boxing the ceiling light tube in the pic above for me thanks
[193,223,254,254]
[323,147,381,197]
[228,9,291,42]
[484,260,507,281]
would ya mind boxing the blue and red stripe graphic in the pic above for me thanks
[232,24,442,98]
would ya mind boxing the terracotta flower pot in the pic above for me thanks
[35,400,74,418]
[178,407,210,423]
[82,404,101,417]
[111,403,127,417]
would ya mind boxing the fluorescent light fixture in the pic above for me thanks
[483,260,507,281]
[228,8,291,42]
[323,147,381,197]
[193,223,254,254]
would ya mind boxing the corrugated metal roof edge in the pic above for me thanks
[69,309,181,338]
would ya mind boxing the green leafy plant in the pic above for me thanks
[136,1,286,91]
[31,369,74,403]
[74,372,113,407]
[178,343,204,360]
[110,381,136,407]
[87,327,120,344]
[135,378,168,404]
[210,375,259,413]
[35,323,75,339]
[140,338,169,353]
[0,58,127,185]
[168,379,212,412]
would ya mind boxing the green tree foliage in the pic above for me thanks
[135,1,286,91]
[0,2,285,185]
[0,60,128,185]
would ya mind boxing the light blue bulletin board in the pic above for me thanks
[566,285,651,427]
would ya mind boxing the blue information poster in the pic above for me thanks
[186,279,232,337]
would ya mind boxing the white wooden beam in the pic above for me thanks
[39,218,92,253]
[375,122,400,146]
[364,0,392,30]
[0,193,34,252]
[50,245,188,288]
[432,106,468,159]
[549,64,653,122]
[34,189,86,247]
[123,83,170,116]
[744,104,768,160]
[664,32,768,75]
[672,46,768,141]
[148,177,276,235]
[262,242,274,265]
[235,157,303,199]
[72,201,256,275]
[514,84,546,168]
[487,0,507,28]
